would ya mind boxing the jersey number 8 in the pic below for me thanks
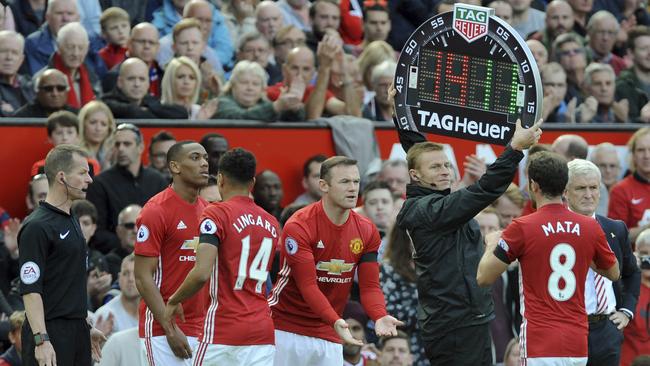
[547,243,576,302]
[235,235,273,294]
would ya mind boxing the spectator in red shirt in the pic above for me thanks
[98,7,130,70]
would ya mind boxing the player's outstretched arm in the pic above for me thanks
[167,243,217,311]
[476,231,509,286]
[357,258,403,336]
[135,255,193,359]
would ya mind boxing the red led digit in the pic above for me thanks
[444,53,469,106]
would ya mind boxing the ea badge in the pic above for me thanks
[20,261,40,285]
[200,219,217,235]
[137,225,149,243]
[285,237,298,255]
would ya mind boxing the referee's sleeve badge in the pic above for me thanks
[20,261,40,285]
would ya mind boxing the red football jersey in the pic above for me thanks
[497,204,617,359]
[608,174,650,230]
[135,187,208,338]
[198,196,279,345]
[269,201,381,343]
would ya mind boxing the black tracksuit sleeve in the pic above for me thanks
[406,146,523,232]
[392,115,426,153]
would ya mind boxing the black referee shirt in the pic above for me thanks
[18,202,88,320]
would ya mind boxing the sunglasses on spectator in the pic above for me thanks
[40,85,68,92]
[116,123,143,140]
[120,222,137,230]
[559,49,584,57]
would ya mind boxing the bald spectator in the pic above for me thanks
[267,44,357,119]
[102,23,164,96]
[568,0,594,36]
[222,0,257,47]
[14,69,78,117]
[102,58,188,119]
[527,39,548,67]
[237,31,282,85]
[278,0,311,32]
[553,32,588,101]
[541,62,575,123]
[156,1,229,73]
[616,26,650,123]
[510,0,546,38]
[152,0,234,68]
[0,30,34,116]
[529,0,574,50]
[378,159,409,198]
[577,63,628,123]
[105,205,142,280]
[10,0,46,38]
[256,0,285,42]
[587,11,627,75]
[254,170,284,220]
[273,25,307,67]
[46,22,100,109]
[488,0,513,24]
[24,0,105,76]
[305,0,340,54]
[552,134,589,160]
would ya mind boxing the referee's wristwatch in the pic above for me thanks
[34,333,49,346]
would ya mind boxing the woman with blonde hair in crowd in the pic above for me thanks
[357,40,397,105]
[214,60,304,121]
[78,100,116,168]
[160,56,219,120]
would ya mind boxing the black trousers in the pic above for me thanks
[424,323,493,366]
[22,318,91,366]
[587,317,624,366]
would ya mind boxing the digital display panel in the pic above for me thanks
[416,48,522,115]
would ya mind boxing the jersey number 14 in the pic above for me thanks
[235,236,273,294]
[547,243,576,302]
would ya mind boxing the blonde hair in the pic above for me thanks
[100,7,129,31]
[628,127,650,172]
[78,101,116,154]
[161,56,202,105]
[406,142,445,170]
[221,60,268,98]
[357,41,395,88]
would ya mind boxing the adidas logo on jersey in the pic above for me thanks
[177,221,187,230]
[317,240,325,249]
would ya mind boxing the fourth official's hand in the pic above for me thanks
[35,341,56,366]
[509,118,543,151]
[610,311,630,330]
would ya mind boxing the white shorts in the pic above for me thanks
[273,330,342,366]
[192,342,275,366]
[141,335,199,366]
[524,357,588,366]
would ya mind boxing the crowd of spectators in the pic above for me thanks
[2,0,650,365]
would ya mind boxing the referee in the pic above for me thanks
[18,145,105,366]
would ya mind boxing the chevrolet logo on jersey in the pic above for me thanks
[181,237,200,252]
[316,259,355,275]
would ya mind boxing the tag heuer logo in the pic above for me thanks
[452,4,493,43]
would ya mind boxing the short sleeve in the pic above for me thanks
[134,206,166,257]
[198,205,226,247]
[280,221,314,265]
[592,223,617,270]
[498,221,524,263]
[18,221,50,295]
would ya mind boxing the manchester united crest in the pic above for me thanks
[349,238,364,255]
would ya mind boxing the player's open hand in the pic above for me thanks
[375,315,404,337]
[510,118,543,151]
[334,319,364,346]
[165,323,193,359]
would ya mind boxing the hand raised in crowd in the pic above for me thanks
[334,318,364,346]
[577,96,598,123]
[3,218,21,259]
[509,118,543,151]
[90,326,107,362]
[274,82,304,112]
[566,97,578,123]
[94,312,114,337]
[317,34,343,70]
[375,315,404,337]
[197,98,219,120]
[461,154,487,187]
[612,99,629,123]
[542,90,564,122]
[35,339,56,366]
